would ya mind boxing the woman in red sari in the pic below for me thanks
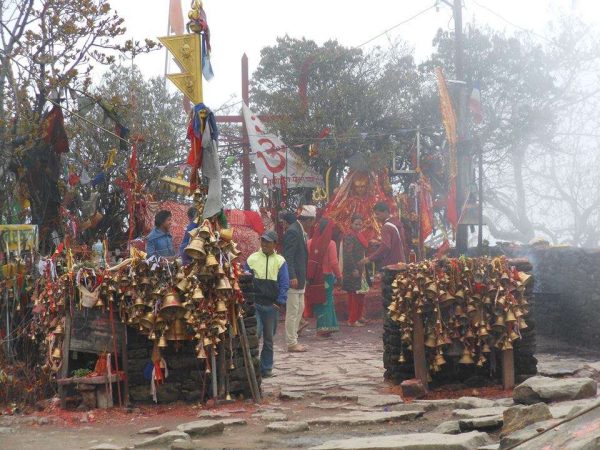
[342,214,369,326]
[306,219,341,337]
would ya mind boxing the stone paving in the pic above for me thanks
[4,324,600,449]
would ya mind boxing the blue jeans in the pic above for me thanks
[255,303,279,374]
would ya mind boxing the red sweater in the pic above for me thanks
[368,220,405,267]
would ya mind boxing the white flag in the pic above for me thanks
[242,103,323,189]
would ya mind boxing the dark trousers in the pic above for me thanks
[255,303,279,374]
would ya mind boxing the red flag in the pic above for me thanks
[168,0,184,35]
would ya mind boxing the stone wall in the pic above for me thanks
[502,247,600,348]
[127,276,261,404]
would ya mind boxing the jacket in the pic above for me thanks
[179,221,198,265]
[282,221,308,289]
[244,251,289,305]
[146,228,175,257]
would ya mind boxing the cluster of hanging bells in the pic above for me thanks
[388,257,532,374]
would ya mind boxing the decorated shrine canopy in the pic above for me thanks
[242,103,323,189]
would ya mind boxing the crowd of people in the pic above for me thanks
[144,202,405,379]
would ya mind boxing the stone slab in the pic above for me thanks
[432,420,461,435]
[138,426,168,435]
[513,376,597,404]
[89,445,124,450]
[175,420,225,436]
[311,431,492,449]
[502,403,552,436]
[453,406,507,419]
[222,418,247,426]
[266,421,310,433]
[307,410,423,426]
[455,397,496,409]
[135,431,191,448]
[356,394,403,407]
[459,415,503,431]
[253,412,288,422]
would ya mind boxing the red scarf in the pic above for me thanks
[348,229,369,249]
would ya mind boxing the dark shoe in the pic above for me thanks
[261,370,273,378]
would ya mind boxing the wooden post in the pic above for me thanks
[58,312,72,409]
[241,53,251,210]
[120,327,130,406]
[502,348,515,390]
[411,310,428,390]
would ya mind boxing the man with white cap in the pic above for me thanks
[282,205,316,352]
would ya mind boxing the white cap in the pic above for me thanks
[299,205,317,218]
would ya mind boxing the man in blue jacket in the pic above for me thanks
[244,230,289,378]
[146,210,175,257]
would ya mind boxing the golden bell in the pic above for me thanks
[54,323,64,336]
[198,222,212,239]
[514,307,524,318]
[160,292,186,320]
[455,305,466,318]
[519,271,533,286]
[140,276,151,286]
[192,286,205,300]
[216,265,226,276]
[149,331,157,340]
[454,290,465,300]
[134,296,147,309]
[425,333,437,348]
[185,237,207,260]
[466,304,477,315]
[459,347,475,364]
[139,312,155,329]
[205,252,219,268]
[196,346,207,359]
[166,319,188,341]
[493,315,506,331]
[440,291,455,306]
[176,277,191,292]
[96,298,105,308]
[232,280,241,291]
[464,327,475,339]
[387,303,398,312]
[219,228,234,242]
[503,338,513,350]
[216,277,232,291]
[478,326,489,337]
[505,309,517,323]
[477,355,487,367]
[509,329,520,341]
[518,318,528,329]
[51,347,62,360]
[398,353,406,363]
[434,352,446,366]
[158,335,168,348]
[482,343,492,353]
[215,299,228,313]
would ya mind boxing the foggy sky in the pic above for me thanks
[109,0,599,110]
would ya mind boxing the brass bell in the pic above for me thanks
[96,298,105,308]
[140,276,151,286]
[198,222,212,239]
[454,289,465,300]
[503,338,513,350]
[52,347,62,360]
[398,353,406,363]
[205,252,219,268]
[425,333,437,348]
[219,228,234,242]
[482,343,492,353]
[519,271,533,286]
[192,286,205,300]
[459,347,474,364]
[478,326,489,337]
[509,328,520,341]
[149,331,157,340]
[139,312,156,329]
[466,303,477,315]
[387,303,398,312]
[54,323,64,336]
[176,277,191,292]
[514,307,524,318]
[166,319,188,341]
[434,352,446,366]
[232,280,242,291]
[477,355,487,367]
[185,237,207,260]
[455,305,466,318]
[215,299,228,313]
[216,277,232,291]
[216,265,226,276]
[505,309,517,323]
[440,291,455,306]
[196,345,207,359]
[464,327,475,339]
[134,296,147,309]
[493,315,505,331]
[160,292,186,320]
[518,318,528,329]
[158,334,168,348]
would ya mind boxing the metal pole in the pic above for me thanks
[210,347,218,402]
[241,54,251,210]
[477,138,484,253]
[237,307,261,403]
[453,0,470,253]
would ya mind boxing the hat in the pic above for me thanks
[278,210,297,224]
[299,205,317,218]
[261,230,278,242]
